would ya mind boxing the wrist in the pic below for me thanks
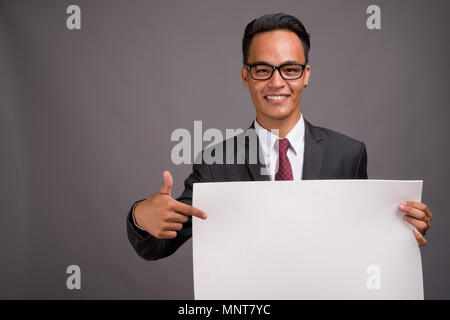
[132,200,146,230]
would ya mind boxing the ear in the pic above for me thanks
[303,64,311,87]
[241,66,250,89]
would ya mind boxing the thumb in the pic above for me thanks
[159,170,173,195]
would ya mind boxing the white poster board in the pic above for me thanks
[192,180,423,300]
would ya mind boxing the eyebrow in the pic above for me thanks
[250,60,303,65]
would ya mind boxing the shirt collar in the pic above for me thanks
[254,114,305,156]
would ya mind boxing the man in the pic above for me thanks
[126,13,432,261]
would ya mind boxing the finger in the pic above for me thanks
[159,170,173,195]
[403,215,428,235]
[403,201,432,221]
[413,228,427,247]
[173,200,207,219]
[166,212,189,223]
[158,231,177,239]
[162,223,183,232]
[398,202,427,221]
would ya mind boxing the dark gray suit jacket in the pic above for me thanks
[126,118,368,260]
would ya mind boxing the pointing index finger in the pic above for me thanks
[174,200,207,219]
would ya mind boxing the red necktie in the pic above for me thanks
[275,138,293,180]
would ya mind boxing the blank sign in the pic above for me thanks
[192,180,423,300]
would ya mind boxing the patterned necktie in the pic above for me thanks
[275,138,293,180]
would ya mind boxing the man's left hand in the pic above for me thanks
[398,201,432,247]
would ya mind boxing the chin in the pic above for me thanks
[260,106,295,121]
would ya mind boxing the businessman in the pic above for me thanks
[127,13,432,260]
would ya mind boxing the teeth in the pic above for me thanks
[266,95,287,100]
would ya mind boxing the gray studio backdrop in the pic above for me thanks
[0,0,449,299]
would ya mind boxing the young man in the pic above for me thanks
[127,13,432,261]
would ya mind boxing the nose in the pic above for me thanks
[268,68,287,88]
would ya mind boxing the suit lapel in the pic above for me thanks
[302,118,324,180]
[242,122,270,181]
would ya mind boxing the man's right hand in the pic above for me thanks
[133,170,207,239]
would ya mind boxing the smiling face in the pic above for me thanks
[241,29,311,135]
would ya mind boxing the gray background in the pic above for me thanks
[0,0,449,299]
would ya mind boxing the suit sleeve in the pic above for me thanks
[126,159,212,261]
[354,142,368,179]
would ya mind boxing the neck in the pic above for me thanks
[256,109,301,138]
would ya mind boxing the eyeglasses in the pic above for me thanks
[245,62,306,81]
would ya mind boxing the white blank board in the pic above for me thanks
[192,180,423,300]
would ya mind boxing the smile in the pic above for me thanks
[264,95,290,103]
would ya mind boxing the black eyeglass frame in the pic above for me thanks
[244,62,306,81]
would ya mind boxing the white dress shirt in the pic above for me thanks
[254,115,306,181]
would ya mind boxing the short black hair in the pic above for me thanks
[242,13,310,65]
